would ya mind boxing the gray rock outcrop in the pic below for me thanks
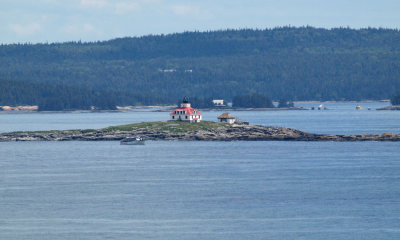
[1,123,399,142]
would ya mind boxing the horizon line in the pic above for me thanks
[1,25,400,46]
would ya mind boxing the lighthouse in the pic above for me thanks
[170,97,202,123]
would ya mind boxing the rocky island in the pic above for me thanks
[376,105,400,110]
[0,121,399,142]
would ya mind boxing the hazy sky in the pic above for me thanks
[1,0,400,44]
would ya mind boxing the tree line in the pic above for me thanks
[1,27,400,110]
[392,93,400,105]
[0,78,171,110]
[185,94,291,108]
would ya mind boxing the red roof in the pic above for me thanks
[170,106,201,115]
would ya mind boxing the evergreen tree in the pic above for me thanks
[233,94,274,108]
[278,99,289,108]
[1,27,400,110]
[391,93,400,105]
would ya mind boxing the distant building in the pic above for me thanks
[159,69,176,73]
[212,99,225,106]
[170,97,202,123]
[217,112,236,124]
[0,105,38,111]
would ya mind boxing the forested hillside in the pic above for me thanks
[1,27,400,109]
[0,79,170,110]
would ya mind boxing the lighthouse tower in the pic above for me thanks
[170,97,202,123]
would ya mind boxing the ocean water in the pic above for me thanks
[0,101,399,135]
[1,141,400,240]
[1,102,400,239]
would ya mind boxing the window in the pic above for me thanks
[172,116,175,119]
[185,116,188,119]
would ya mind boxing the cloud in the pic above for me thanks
[38,0,63,3]
[9,23,42,35]
[171,4,202,16]
[114,1,140,15]
[83,23,95,31]
[80,0,108,8]
[170,4,214,20]
[80,0,142,14]
[63,23,98,35]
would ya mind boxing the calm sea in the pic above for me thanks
[1,102,400,240]
[0,101,399,135]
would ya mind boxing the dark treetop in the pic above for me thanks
[1,27,400,110]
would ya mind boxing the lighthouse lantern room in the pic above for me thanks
[170,97,202,123]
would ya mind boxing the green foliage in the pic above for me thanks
[103,120,229,133]
[182,97,214,108]
[391,93,400,105]
[233,94,274,108]
[0,78,171,110]
[278,99,288,108]
[1,27,400,110]
[277,99,295,108]
[0,78,118,110]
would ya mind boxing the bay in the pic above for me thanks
[1,101,400,240]
[0,101,399,135]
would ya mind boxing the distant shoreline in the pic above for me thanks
[292,99,390,103]
[0,100,392,113]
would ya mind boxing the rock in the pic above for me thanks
[1,123,399,142]
[376,105,400,110]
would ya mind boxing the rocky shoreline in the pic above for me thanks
[1,122,399,142]
[376,105,400,110]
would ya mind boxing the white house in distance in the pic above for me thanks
[212,99,225,106]
[217,112,236,124]
[170,97,202,123]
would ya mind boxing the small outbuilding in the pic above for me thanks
[217,112,236,124]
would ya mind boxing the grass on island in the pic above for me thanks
[102,121,230,133]
[8,121,226,135]
[11,129,97,134]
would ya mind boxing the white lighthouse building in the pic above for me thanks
[170,97,202,123]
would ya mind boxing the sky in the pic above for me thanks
[1,0,400,44]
